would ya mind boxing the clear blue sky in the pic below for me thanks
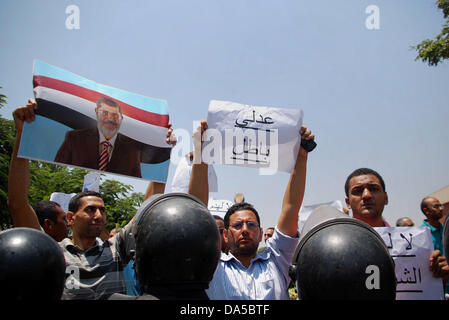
[1,0,448,230]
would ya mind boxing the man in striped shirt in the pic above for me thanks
[8,100,170,299]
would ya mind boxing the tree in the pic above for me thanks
[413,0,449,66]
[0,87,14,229]
[0,86,6,107]
[100,179,144,231]
[0,86,144,230]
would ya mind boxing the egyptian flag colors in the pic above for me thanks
[31,60,172,181]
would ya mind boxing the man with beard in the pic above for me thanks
[188,120,315,300]
[55,97,151,178]
[8,100,172,299]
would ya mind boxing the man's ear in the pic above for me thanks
[384,192,389,206]
[259,228,263,243]
[43,218,54,231]
[223,228,229,242]
[345,197,351,210]
[66,211,75,227]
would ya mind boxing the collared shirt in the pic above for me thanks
[421,220,444,255]
[206,227,299,300]
[60,224,133,300]
[98,127,117,161]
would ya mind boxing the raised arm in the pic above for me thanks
[277,126,315,237]
[7,99,41,230]
[188,120,209,206]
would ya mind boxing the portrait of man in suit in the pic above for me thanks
[54,97,168,178]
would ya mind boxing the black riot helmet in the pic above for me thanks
[0,227,66,300]
[133,193,221,291]
[289,205,396,300]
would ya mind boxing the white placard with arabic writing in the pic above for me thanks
[374,227,445,300]
[205,100,303,174]
[208,198,234,219]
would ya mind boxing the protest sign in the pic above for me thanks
[204,100,303,174]
[298,200,346,233]
[374,227,445,300]
[208,198,234,219]
[50,192,76,213]
[170,154,218,193]
[18,60,172,182]
[83,171,101,192]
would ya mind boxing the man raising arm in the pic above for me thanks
[189,121,315,299]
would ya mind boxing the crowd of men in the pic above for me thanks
[2,99,449,300]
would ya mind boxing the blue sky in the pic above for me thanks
[1,0,448,230]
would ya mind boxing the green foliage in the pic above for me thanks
[0,86,6,108]
[0,116,16,229]
[99,179,144,231]
[0,100,144,229]
[413,0,449,66]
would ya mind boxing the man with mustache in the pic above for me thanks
[345,168,449,294]
[8,100,171,299]
[189,120,315,300]
[54,97,163,178]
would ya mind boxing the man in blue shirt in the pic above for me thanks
[189,120,315,300]
[420,196,445,254]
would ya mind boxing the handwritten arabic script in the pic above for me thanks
[206,100,303,174]
[374,227,445,300]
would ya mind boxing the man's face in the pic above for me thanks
[95,102,123,139]
[67,196,106,239]
[225,210,262,257]
[53,207,69,242]
[345,174,388,224]
[215,219,229,253]
[264,228,274,243]
[423,197,444,221]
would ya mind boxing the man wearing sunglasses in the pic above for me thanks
[189,120,315,300]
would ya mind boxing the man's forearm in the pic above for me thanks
[189,162,209,206]
[278,153,308,237]
[7,127,41,229]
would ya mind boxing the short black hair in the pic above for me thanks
[420,196,438,213]
[223,202,260,229]
[344,168,386,197]
[212,215,224,222]
[396,217,414,227]
[68,191,103,213]
[96,97,122,115]
[33,201,62,227]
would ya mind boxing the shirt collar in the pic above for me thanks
[220,248,271,264]
[61,237,102,253]
[423,220,443,232]
[97,127,118,147]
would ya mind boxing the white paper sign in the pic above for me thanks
[298,200,345,233]
[170,154,218,193]
[83,171,101,192]
[374,227,445,300]
[208,198,234,219]
[50,192,76,212]
[205,100,303,174]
